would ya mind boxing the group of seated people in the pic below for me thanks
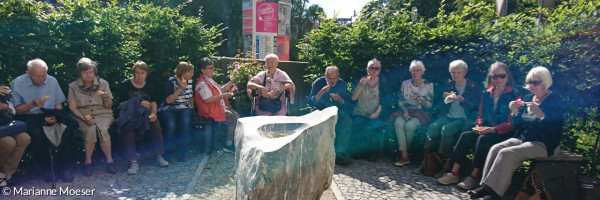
[0,54,563,200]
[308,59,563,200]
[0,54,297,187]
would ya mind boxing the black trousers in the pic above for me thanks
[16,114,76,174]
[450,130,511,169]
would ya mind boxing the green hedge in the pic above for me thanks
[0,0,223,101]
[299,0,600,178]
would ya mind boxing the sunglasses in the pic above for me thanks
[490,74,507,79]
[368,67,381,71]
[526,80,543,86]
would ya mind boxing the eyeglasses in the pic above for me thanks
[368,67,381,71]
[490,74,507,80]
[526,80,543,86]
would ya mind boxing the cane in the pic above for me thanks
[49,149,56,189]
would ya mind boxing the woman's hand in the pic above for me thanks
[474,126,495,135]
[0,102,8,111]
[140,100,152,109]
[509,100,522,116]
[222,92,233,99]
[369,111,380,119]
[359,77,368,85]
[403,112,411,120]
[527,102,545,119]
[177,77,187,89]
[0,86,10,96]
[149,113,157,123]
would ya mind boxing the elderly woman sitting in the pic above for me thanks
[0,85,30,187]
[158,62,195,162]
[247,54,295,116]
[351,59,392,161]
[194,57,239,155]
[414,60,481,176]
[469,66,564,200]
[393,60,434,167]
[437,62,521,190]
[68,58,116,176]
[118,61,169,175]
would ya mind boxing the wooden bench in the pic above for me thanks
[531,150,583,200]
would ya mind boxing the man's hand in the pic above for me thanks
[45,116,57,125]
[34,98,46,107]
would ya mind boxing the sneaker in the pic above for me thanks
[107,162,117,174]
[458,176,479,190]
[156,157,169,167]
[412,164,423,174]
[83,164,92,176]
[394,157,410,167]
[127,162,139,175]
[0,172,7,187]
[437,173,459,185]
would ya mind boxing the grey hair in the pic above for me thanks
[449,60,468,72]
[265,54,279,62]
[367,58,380,68]
[27,58,48,71]
[524,66,553,90]
[77,57,98,77]
[409,60,425,72]
[325,66,339,75]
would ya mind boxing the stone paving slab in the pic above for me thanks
[332,158,470,200]
[2,150,206,200]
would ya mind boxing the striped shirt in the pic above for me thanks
[158,76,193,111]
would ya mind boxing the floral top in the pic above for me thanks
[399,79,433,110]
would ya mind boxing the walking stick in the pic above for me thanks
[49,149,56,189]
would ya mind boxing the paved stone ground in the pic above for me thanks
[3,149,520,200]
[333,158,470,200]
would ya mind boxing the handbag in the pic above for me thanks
[515,170,553,200]
[423,136,442,177]
[257,72,283,113]
[0,120,28,138]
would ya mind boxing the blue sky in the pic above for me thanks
[310,0,371,18]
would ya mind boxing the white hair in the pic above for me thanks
[367,58,380,68]
[449,60,468,72]
[325,66,339,75]
[524,66,553,90]
[27,58,48,71]
[265,54,279,62]
[409,60,425,72]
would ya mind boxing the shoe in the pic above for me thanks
[156,157,169,167]
[437,173,459,185]
[394,157,410,167]
[83,164,92,176]
[0,172,7,187]
[335,156,353,166]
[412,164,423,174]
[107,162,117,174]
[367,153,378,162]
[223,145,235,154]
[458,176,479,190]
[476,194,501,200]
[59,170,74,182]
[127,162,139,175]
[468,186,488,199]
[434,167,449,178]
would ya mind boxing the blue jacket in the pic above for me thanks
[513,93,564,157]
[118,96,150,134]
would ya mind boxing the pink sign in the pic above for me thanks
[256,2,278,33]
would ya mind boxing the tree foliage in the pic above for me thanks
[0,0,223,102]
[300,0,600,177]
